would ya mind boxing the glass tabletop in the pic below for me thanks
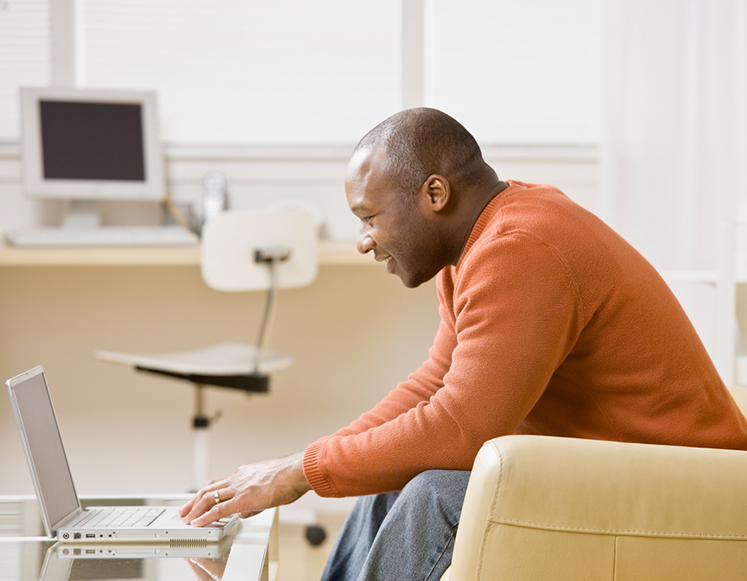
[0,539,231,581]
[0,495,276,581]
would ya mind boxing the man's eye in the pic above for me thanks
[362,216,372,223]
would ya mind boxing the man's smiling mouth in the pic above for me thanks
[375,253,395,273]
[383,255,396,274]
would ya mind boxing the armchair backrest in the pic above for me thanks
[727,385,747,416]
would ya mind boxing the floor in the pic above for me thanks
[275,512,347,581]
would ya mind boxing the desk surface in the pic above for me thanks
[0,240,372,267]
[0,495,277,581]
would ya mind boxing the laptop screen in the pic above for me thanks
[8,368,79,531]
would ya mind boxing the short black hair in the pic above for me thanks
[354,108,485,199]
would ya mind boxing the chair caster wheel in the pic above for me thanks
[305,525,326,546]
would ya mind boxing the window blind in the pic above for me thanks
[82,0,399,144]
[0,0,49,140]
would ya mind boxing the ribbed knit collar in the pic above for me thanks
[455,181,517,271]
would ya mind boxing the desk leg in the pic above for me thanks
[264,509,279,581]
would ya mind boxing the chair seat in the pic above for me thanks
[95,342,292,376]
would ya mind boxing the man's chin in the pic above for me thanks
[396,269,431,289]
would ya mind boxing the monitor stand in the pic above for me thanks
[5,200,199,247]
[60,200,104,229]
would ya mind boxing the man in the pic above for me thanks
[179,108,747,580]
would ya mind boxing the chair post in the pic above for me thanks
[253,247,291,374]
[191,384,221,492]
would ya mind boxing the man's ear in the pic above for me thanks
[421,174,450,212]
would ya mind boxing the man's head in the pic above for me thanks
[345,108,498,288]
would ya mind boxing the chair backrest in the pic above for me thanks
[200,208,318,292]
[448,434,747,581]
[727,385,747,416]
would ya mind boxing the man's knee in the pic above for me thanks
[403,469,471,494]
[403,470,453,493]
[397,470,471,525]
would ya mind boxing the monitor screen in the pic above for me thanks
[40,100,146,181]
[20,87,164,202]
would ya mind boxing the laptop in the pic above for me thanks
[6,365,239,543]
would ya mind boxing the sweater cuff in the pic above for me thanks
[303,439,339,498]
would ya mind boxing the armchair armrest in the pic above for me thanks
[448,435,747,581]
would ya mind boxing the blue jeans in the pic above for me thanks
[320,470,471,581]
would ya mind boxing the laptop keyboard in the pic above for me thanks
[74,507,165,529]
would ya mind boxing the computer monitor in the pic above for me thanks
[19,87,165,226]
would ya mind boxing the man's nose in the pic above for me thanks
[357,233,375,254]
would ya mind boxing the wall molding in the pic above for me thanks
[0,142,600,240]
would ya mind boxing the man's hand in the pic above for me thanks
[178,452,311,527]
[186,554,228,581]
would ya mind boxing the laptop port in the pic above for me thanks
[85,533,95,538]
[73,533,81,539]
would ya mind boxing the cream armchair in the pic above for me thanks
[444,386,747,581]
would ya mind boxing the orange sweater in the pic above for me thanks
[303,181,747,497]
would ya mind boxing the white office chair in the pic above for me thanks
[96,207,318,491]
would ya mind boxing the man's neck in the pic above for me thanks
[449,179,509,266]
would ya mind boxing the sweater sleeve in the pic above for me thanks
[303,231,584,497]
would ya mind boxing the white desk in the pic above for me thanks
[0,240,373,267]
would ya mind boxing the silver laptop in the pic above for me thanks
[6,365,239,543]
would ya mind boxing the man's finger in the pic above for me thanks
[179,481,216,517]
[189,496,237,527]
[181,481,231,522]
[178,495,197,517]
